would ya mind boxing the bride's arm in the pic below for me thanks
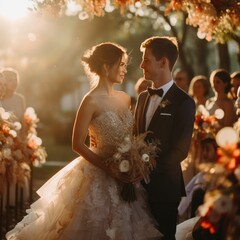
[72,95,131,183]
[72,95,109,171]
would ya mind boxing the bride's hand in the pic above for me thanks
[117,173,134,183]
[130,175,143,184]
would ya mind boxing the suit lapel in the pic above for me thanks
[147,83,177,130]
[139,92,150,133]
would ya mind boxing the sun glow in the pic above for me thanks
[0,0,33,21]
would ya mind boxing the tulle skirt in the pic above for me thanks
[6,157,162,240]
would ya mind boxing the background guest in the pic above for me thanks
[206,68,237,129]
[188,75,210,107]
[229,71,240,101]
[173,68,191,93]
[1,68,26,122]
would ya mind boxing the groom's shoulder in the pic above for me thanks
[170,85,195,109]
[174,85,194,101]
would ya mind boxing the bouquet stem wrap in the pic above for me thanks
[119,182,137,202]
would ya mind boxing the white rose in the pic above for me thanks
[119,160,130,172]
[142,153,150,162]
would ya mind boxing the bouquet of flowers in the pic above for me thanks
[105,131,160,202]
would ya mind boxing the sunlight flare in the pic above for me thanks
[0,0,33,21]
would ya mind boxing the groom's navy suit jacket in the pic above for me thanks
[134,83,196,203]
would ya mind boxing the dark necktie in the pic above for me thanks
[147,87,164,97]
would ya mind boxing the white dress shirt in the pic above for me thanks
[145,80,174,130]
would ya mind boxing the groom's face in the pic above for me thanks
[140,48,162,82]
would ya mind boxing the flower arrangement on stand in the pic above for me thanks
[105,132,159,202]
[0,107,26,194]
[193,126,240,240]
[0,107,47,197]
[23,107,47,167]
[193,105,221,140]
[183,105,221,173]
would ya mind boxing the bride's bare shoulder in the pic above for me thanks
[116,90,131,102]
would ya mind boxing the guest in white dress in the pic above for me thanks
[0,68,27,206]
[205,69,237,129]
[1,68,26,121]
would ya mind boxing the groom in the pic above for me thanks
[134,36,195,240]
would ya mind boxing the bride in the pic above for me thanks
[6,42,162,240]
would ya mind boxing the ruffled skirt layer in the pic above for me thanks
[6,157,162,240]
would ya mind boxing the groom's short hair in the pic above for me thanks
[140,36,179,70]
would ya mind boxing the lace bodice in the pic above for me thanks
[89,110,133,157]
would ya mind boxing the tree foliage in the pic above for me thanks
[32,0,240,44]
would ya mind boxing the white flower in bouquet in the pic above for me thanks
[117,135,132,153]
[141,153,150,162]
[119,160,130,172]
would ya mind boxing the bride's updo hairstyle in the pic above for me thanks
[82,42,127,79]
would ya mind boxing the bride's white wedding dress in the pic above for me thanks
[6,110,162,240]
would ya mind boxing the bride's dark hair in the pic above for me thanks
[82,42,127,77]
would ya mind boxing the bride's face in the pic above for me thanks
[108,54,127,85]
